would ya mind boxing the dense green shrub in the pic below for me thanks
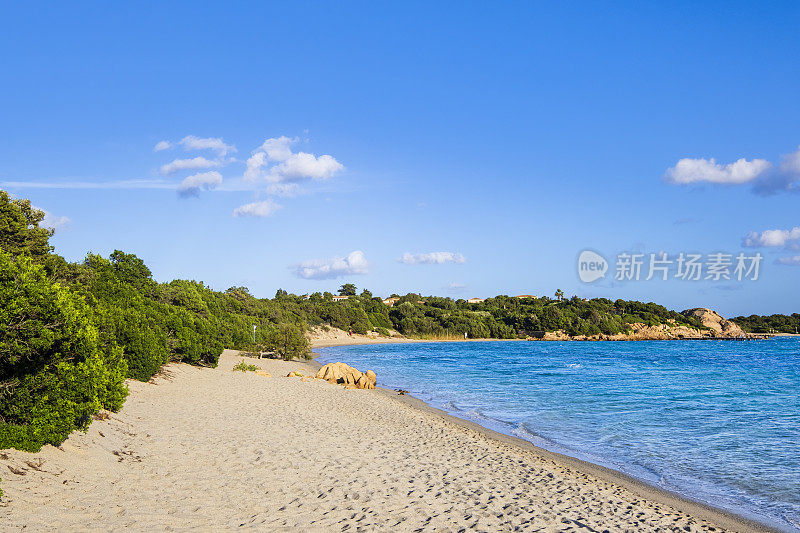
[368,312,393,329]
[81,253,171,380]
[265,323,311,360]
[0,250,127,451]
[79,253,225,379]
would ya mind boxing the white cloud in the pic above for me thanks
[232,199,282,218]
[155,135,236,156]
[399,251,467,264]
[259,136,297,162]
[177,171,223,198]
[292,250,369,280]
[42,213,70,231]
[664,145,800,194]
[147,134,342,214]
[179,135,236,156]
[776,255,800,266]
[160,156,221,175]
[754,146,800,195]
[664,157,771,185]
[743,226,800,248]
[33,206,71,232]
[243,137,344,184]
[272,152,344,181]
[780,146,800,174]
[243,151,268,182]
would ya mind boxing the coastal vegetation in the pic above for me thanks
[731,313,800,334]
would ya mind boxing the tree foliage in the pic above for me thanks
[732,314,800,334]
[382,294,703,338]
[0,191,53,261]
[265,323,311,360]
[0,250,127,451]
[338,283,357,296]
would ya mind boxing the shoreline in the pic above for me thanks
[0,345,782,531]
[307,329,775,348]
[312,337,781,533]
[379,388,778,533]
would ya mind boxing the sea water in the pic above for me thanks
[318,338,800,531]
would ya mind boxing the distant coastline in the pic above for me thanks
[307,304,774,347]
[307,322,770,351]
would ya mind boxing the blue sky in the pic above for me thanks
[1,2,798,317]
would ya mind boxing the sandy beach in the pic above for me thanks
[0,345,773,532]
[307,326,525,348]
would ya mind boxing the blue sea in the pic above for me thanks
[318,338,800,531]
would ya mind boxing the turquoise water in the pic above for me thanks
[318,338,800,531]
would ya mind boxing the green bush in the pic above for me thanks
[368,312,393,329]
[82,253,171,380]
[81,254,223,380]
[232,359,258,372]
[0,251,128,452]
[265,323,311,361]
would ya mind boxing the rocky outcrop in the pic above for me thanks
[541,330,572,341]
[315,362,377,389]
[681,308,746,337]
[284,370,315,382]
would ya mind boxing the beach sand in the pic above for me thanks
[308,326,523,348]
[0,347,771,532]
